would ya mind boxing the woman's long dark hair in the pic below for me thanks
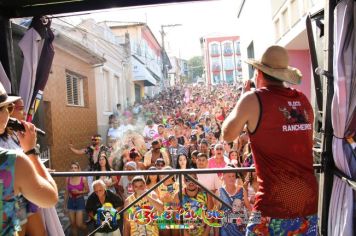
[129,148,140,160]
[176,153,191,169]
[146,166,160,185]
[95,153,111,179]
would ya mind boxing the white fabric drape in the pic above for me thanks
[18,28,44,114]
[39,208,65,236]
[0,62,11,93]
[328,0,355,235]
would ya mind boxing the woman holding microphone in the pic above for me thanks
[0,82,58,234]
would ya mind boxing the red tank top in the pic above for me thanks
[249,86,318,218]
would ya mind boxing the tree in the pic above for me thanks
[188,56,204,83]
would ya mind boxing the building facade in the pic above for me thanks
[270,0,323,101]
[52,19,134,141]
[108,22,164,100]
[43,29,105,187]
[201,36,242,86]
[237,0,323,100]
[168,56,188,86]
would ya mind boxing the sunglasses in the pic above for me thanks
[0,103,14,114]
[215,147,224,150]
[155,163,165,167]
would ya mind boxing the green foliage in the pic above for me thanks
[188,56,204,83]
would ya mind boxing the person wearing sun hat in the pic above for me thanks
[222,45,318,234]
[0,82,58,234]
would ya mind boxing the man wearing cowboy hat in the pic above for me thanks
[222,45,318,234]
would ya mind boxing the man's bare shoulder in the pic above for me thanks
[239,91,259,107]
[222,91,260,141]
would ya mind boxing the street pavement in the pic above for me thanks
[55,190,70,234]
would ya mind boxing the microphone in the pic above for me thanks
[7,118,46,136]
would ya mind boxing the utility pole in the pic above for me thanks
[160,24,182,90]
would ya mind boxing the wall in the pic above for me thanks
[77,19,132,144]
[237,0,275,80]
[111,25,162,98]
[43,46,97,189]
[288,50,311,100]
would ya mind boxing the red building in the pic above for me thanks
[201,36,242,86]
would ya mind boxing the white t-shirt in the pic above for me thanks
[107,126,124,139]
[119,176,134,199]
[121,124,135,135]
[143,125,158,139]
[197,173,222,192]
[143,124,158,148]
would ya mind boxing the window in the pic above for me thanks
[66,72,84,106]
[235,41,241,54]
[223,57,234,70]
[136,44,142,56]
[102,69,111,112]
[274,19,281,39]
[236,59,242,70]
[212,73,221,84]
[290,0,299,26]
[210,43,220,56]
[247,41,255,79]
[235,70,242,79]
[113,75,119,106]
[225,71,234,84]
[223,42,233,55]
[211,57,221,71]
[282,8,289,34]
[212,63,221,71]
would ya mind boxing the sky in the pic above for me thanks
[64,0,241,60]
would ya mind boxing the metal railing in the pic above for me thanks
[53,164,322,235]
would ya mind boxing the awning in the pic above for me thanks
[131,56,157,86]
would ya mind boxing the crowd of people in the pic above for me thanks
[65,46,318,236]
[67,81,258,236]
[0,45,318,236]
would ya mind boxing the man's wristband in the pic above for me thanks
[24,147,40,156]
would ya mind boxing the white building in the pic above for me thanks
[237,0,323,100]
[168,56,188,86]
[53,18,134,140]
[106,22,164,100]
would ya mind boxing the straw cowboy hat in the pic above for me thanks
[245,45,302,85]
[0,82,20,108]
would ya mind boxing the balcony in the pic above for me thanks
[223,49,233,56]
[210,51,220,57]
[212,65,221,72]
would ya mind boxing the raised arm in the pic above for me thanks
[68,143,86,155]
[14,121,58,208]
[146,191,164,212]
[222,92,259,142]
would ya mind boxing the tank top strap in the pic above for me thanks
[219,187,233,205]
